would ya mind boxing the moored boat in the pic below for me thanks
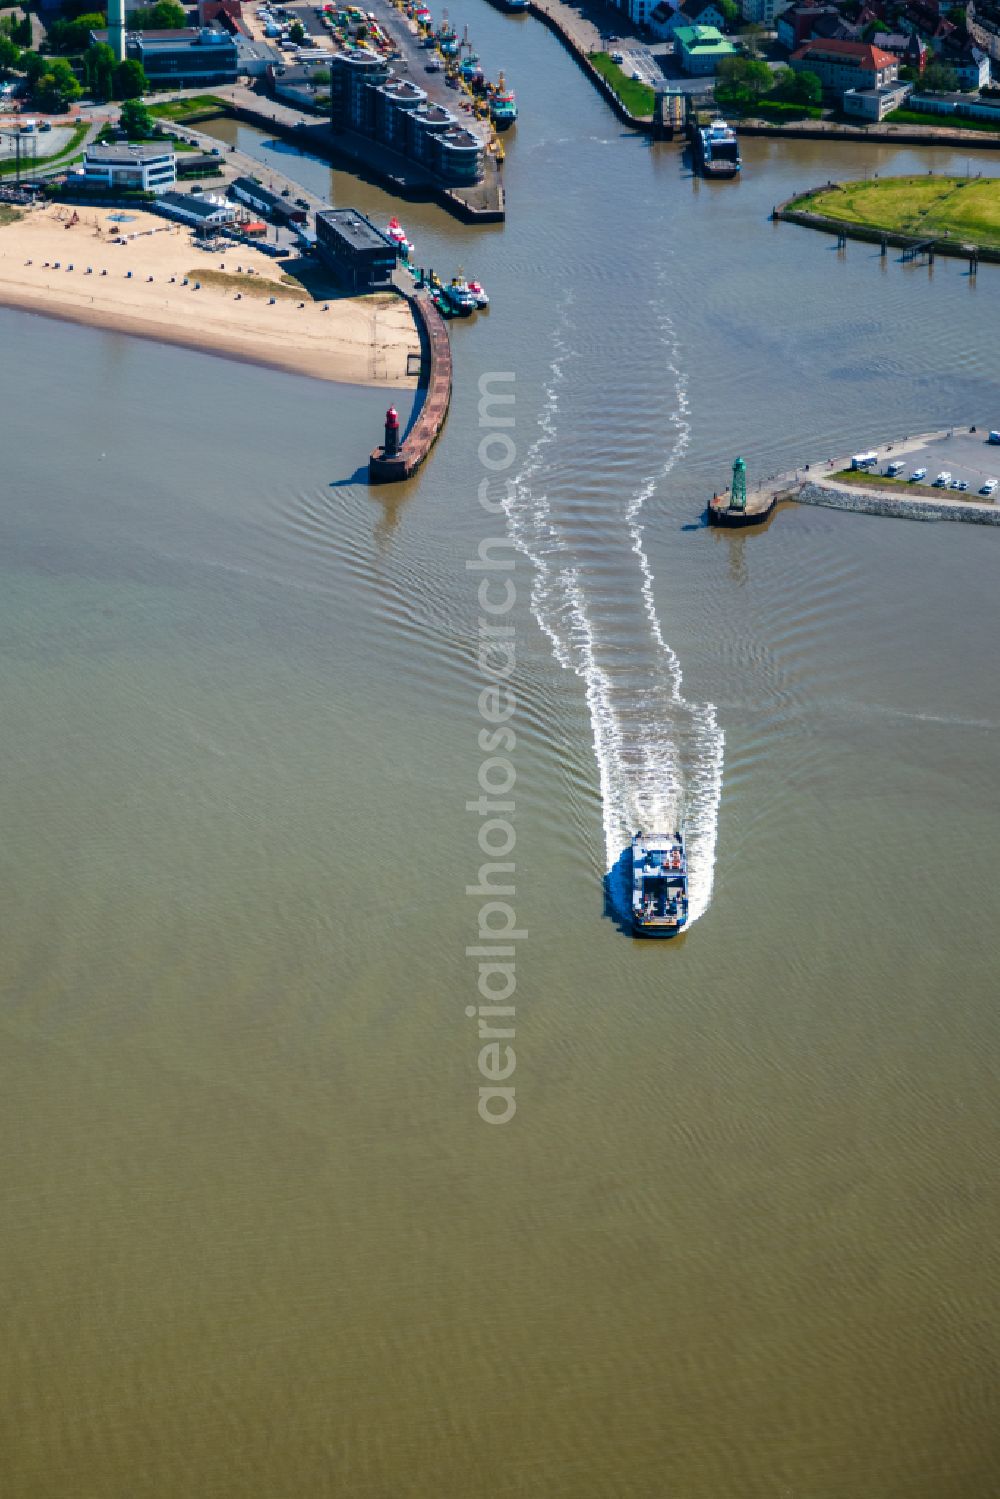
[384,216,414,258]
[467,278,489,307]
[693,118,740,178]
[631,830,689,936]
[440,272,478,314]
[489,74,518,127]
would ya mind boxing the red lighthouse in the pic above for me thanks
[384,406,400,457]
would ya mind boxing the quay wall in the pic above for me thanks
[520,3,654,132]
[737,119,1000,149]
[796,480,1000,525]
[224,101,505,224]
[774,192,1000,263]
[370,287,451,482]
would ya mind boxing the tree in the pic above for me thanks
[113,57,148,98]
[922,60,959,92]
[47,12,108,54]
[289,18,305,43]
[34,56,83,110]
[0,33,20,75]
[21,49,50,86]
[129,0,187,27]
[119,95,153,135]
[715,55,773,105]
[788,68,822,105]
[715,0,738,27]
[83,40,115,98]
[311,65,330,83]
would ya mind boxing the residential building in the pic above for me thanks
[872,31,928,72]
[81,140,176,191]
[90,25,239,88]
[328,47,484,185]
[673,23,740,71]
[776,2,841,51]
[842,79,911,119]
[156,190,237,227]
[652,0,729,35]
[314,208,396,292]
[739,0,792,23]
[945,44,991,87]
[790,39,899,94]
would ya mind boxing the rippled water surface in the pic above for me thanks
[2,6,1000,1494]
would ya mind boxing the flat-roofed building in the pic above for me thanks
[82,140,176,192]
[315,207,396,292]
[842,80,911,120]
[90,24,239,87]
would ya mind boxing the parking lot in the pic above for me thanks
[606,41,663,90]
[851,428,1000,499]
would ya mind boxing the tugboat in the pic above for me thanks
[631,830,689,936]
[467,277,489,307]
[384,216,414,258]
[489,74,518,128]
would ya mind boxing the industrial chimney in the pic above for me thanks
[108,0,126,64]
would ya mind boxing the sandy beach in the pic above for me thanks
[0,204,420,387]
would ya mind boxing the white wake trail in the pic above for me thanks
[504,288,724,928]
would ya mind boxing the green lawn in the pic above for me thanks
[588,52,654,119]
[792,175,1000,250]
[148,95,229,120]
[885,107,1000,134]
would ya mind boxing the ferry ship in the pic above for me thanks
[631,831,689,936]
[694,118,740,178]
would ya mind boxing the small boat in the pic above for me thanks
[384,216,414,258]
[440,272,478,315]
[466,278,489,307]
[631,830,689,936]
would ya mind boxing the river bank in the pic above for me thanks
[0,203,419,387]
[775,174,1000,260]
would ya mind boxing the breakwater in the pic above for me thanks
[796,478,1000,525]
[369,285,451,482]
[774,187,1000,265]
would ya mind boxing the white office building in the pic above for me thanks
[82,141,177,192]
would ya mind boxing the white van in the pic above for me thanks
[851,451,878,470]
[933,471,952,487]
[885,461,904,477]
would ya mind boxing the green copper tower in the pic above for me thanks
[730,456,747,512]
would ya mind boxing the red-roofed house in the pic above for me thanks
[790,38,900,95]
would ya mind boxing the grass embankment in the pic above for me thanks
[885,107,1000,134]
[0,121,90,178]
[588,52,654,118]
[0,204,24,225]
[792,175,1000,251]
[149,95,229,122]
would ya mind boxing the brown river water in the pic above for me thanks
[1,5,999,1494]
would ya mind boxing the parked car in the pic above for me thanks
[978,479,997,495]
[909,469,927,482]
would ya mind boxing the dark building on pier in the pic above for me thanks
[314,208,397,292]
